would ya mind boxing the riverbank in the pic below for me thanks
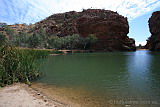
[30,83,111,107]
[136,49,149,50]
[0,83,66,107]
[0,83,112,107]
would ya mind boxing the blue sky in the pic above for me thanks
[0,0,160,45]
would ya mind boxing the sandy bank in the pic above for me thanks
[0,83,65,107]
[0,83,114,107]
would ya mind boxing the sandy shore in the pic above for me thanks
[0,83,114,107]
[0,83,66,107]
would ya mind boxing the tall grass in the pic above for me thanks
[0,46,51,87]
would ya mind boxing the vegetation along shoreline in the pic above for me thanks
[0,8,160,107]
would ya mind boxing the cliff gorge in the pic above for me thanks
[34,9,136,51]
[146,11,160,51]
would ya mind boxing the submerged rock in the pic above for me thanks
[34,9,136,51]
[146,11,160,51]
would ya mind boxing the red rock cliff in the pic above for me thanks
[146,11,160,51]
[35,9,136,51]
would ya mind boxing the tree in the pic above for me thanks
[0,22,7,27]
[16,32,29,47]
[68,34,80,50]
[139,44,142,47]
[37,27,48,48]
[39,27,47,39]
[87,34,98,44]
[79,37,89,50]
[4,26,16,45]
[48,36,63,49]
[28,32,42,48]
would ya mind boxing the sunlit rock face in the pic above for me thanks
[35,9,136,51]
[146,11,160,51]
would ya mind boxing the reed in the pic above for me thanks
[0,46,51,87]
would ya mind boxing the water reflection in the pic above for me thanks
[126,50,160,103]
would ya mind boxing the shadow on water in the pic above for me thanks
[35,51,160,107]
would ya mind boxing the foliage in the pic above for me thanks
[28,27,48,48]
[0,22,7,27]
[28,32,42,48]
[0,33,7,46]
[87,34,98,44]
[47,34,98,50]
[0,46,50,87]
[15,32,30,47]
[48,36,63,49]
[1,25,98,50]
[4,26,17,45]
[79,34,98,50]
[79,37,89,50]
[37,27,48,48]
[67,34,81,50]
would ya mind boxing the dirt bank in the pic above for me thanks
[0,83,65,107]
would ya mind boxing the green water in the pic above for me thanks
[37,50,160,106]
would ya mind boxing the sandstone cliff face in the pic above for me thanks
[146,11,160,51]
[35,9,136,51]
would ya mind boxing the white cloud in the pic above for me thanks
[135,41,147,46]
[0,0,160,24]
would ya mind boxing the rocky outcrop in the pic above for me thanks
[146,11,160,51]
[34,9,136,51]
